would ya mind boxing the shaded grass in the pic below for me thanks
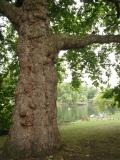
[60,120,120,160]
[0,120,120,160]
[0,136,7,150]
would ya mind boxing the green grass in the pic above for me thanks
[0,135,7,156]
[1,120,120,160]
[0,136,7,150]
[60,120,120,160]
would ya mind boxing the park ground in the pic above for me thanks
[0,120,120,160]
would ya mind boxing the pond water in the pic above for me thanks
[57,102,98,123]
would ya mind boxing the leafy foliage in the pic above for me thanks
[49,0,120,88]
[93,88,119,114]
[0,22,18,130]
[102,84,120,108]
[57,83,97,105]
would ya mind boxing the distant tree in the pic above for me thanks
[87,86,98,100]
[102,84,120,108]
[93,91,118,114]
[57,83,88,107]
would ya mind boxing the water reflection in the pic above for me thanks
[57,104,88,123]
[57,100,100,124]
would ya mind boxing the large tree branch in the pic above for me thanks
[56,34,120,50]
[0,1,21,26]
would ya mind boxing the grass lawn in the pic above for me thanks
[0,136,7,149]
[60,120,120,160]
[0,135,7,156]
[0,120,120,160]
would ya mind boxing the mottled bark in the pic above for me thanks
[2,0,60,159]
[0,1,21,27]
[56,34,120,50]
[4,36,60,158]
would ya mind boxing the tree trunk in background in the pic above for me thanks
[3,1,60,159]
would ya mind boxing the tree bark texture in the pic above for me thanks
[0,1,21,27]
[56,34,120,50]
[2,0,60,159]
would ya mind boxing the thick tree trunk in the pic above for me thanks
[15,43,59,156]
[4,37,60,159]
[2,1,60,159]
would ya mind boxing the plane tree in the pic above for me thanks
[0,0,120,159]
